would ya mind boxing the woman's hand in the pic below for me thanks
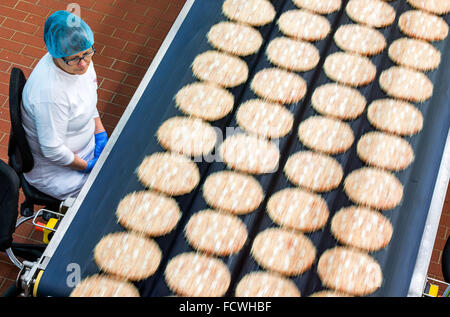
[94,131,108,158]
[67,155,97,173]
[82,157,98,173]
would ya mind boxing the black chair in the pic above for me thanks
[443,235,450,283]
[0,158,20,253]
[0,159,48,297]
[8,67,61,217]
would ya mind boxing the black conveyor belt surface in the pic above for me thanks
[37,0,450,297]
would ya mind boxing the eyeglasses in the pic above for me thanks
[62,47,96,66]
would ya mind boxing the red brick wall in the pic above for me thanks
[0,0,186,162]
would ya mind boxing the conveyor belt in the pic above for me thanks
[35,0,450,297]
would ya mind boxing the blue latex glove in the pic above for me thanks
[94,131,108,158]
[82,157,98,173]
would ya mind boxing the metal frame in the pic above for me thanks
[422,276,450,297]
[5,215,35,270]
[32,208,65,232]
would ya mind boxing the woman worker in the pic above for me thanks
[21,11,108,201]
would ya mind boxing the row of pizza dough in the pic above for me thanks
[308,0,449,297]
[264,0,400,297]
[308,0,408,298]
[69,0,449,297]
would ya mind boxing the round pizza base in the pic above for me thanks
[220,133,280,174]
[207,21,263,56]
[398,10,449,42]
[379,66,433,103]
[175,82,234,121]
[331,205,393,252]
[407,0,450,15]
[235,271,301,297]
[251,67,307,104]
[346,0,396,28]
[157,116,217,157]
[334,24,386,56]
[367,99,424,136]
[202,171,264,215]
[185,209,248,256]
[311,83,367,120]
[267,187,329,232]
[266,36,320,72]
[94,232,162,281]
[388,38,441,72]
[251,227,316,276]
[222,0,276,26]
[323,52,377,87]
[356,131,415,171]
[137,152,200,196]
[298,116,355,155]
[309,290,353,297]
[278,9,331,41]
[317,247,383,296]
[284,151,344,192]
[236,99,294,139]
[70,274,140,297]
[192,50,249,88]
[116,190,181,237]
[293,0,342,14]
[164,252,231,297]
[344,167,404,210]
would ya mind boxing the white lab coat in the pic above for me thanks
[21,53,99,200]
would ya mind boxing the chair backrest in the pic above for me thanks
[8,67,34,174]
[0,159,20,251]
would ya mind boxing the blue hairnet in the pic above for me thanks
[44,11,94,58]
